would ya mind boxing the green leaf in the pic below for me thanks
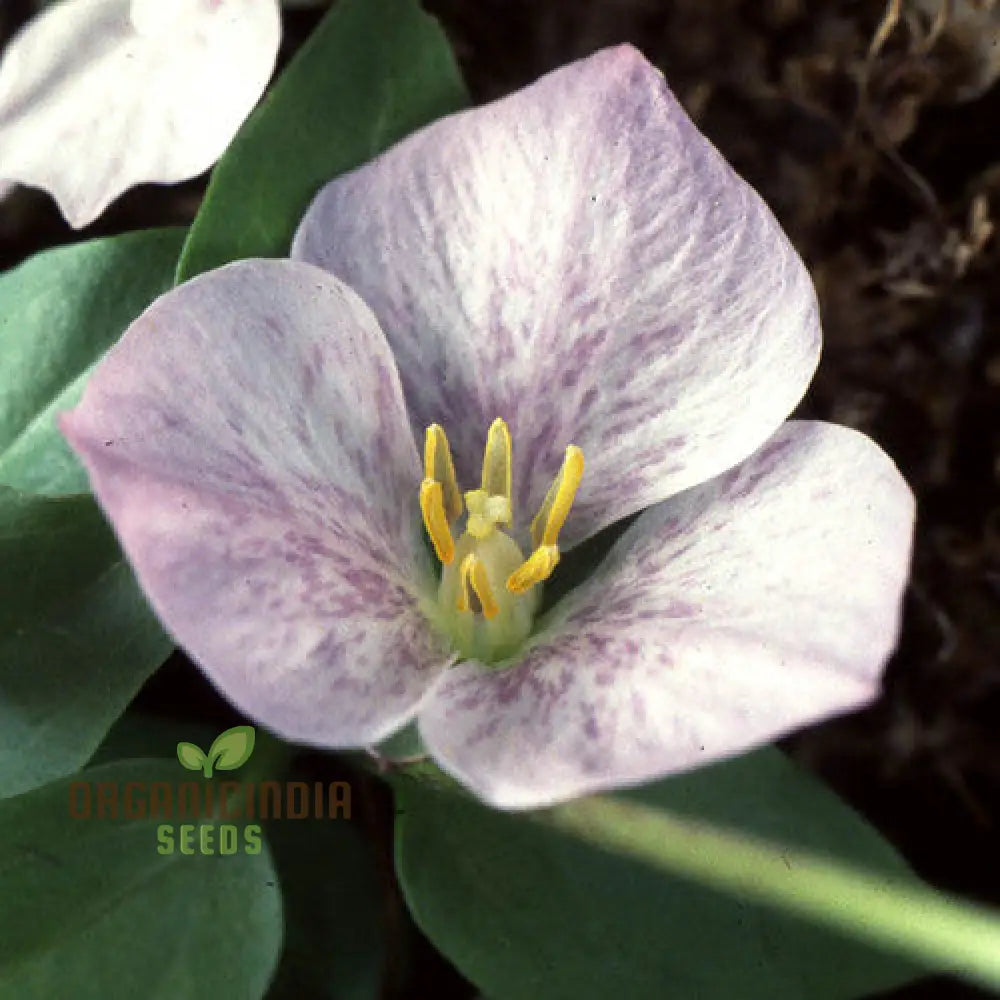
[91,714,220,769]
[265,815,385,1000]
[176,0,467,280]
[86,726,386,1000]
[0,229,185,494]
[394,749,921,1000]
[0,760,282,999]
[208,726,257,773]
[373,720,425,762]
[0,488,171,798]
[176,743,208,772]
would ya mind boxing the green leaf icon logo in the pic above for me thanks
[176,726,255,778]
[176,742,207,773]
[208,725,256,772]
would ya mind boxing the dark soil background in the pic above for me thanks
[2,2,998,998]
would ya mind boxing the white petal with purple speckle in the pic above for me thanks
[293,45,821,548]
[418,421,915,809]
[62,259,454,746]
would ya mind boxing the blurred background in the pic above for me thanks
[1,2,998,997]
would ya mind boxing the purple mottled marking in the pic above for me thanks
[293,46,821,551]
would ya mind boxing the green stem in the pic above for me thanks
[538,796,1000,993]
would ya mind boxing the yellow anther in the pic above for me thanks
[506,545,560,595]
[531,445,584,549]
[506,446,583,596]
[423,418,582,636]
[481,417,512,504]
[456,553,500,620]
[464,488,512,539]
[424,424,463,523]
[420,479,455,565]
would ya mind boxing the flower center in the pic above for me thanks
[419,418,583,663]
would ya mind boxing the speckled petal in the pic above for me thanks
[61,259,453,746]
[419,421,914,809]
[293,45,820,548]
[0,0,280,228]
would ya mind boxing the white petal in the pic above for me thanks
[0,0,280,227]
[62,259,453,746]
[419,422,915,809]
[294,46,820,547]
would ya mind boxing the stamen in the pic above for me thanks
[419,480,455,565]
[531,445,584,549]
[481,417,512,505]
[506,544,559,594]
[424,424,463,522]
[423,417,582,658]
[456,553,500,620]
[506,446,583,594]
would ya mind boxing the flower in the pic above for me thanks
[0,0,281,228]
[61,47,914,810]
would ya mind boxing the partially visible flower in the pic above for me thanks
[61,47,915,810]
[0,0,280,228]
